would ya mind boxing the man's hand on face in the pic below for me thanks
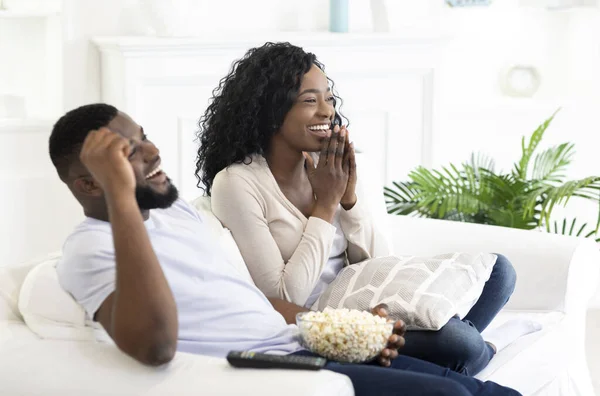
[371,304,407,367]
[79,127,136,196]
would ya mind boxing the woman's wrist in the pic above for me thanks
[340,194,357,211]
[311,201,338,223]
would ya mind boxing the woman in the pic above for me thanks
[195,42,537,376]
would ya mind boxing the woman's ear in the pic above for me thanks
[72,176,103,197]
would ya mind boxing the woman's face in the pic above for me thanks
[276,64,335,153]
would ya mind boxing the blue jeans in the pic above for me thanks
[400,254,517,375]
[293,350,521,396]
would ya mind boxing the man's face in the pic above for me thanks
[106,112,178,210]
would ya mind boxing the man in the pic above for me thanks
[50,103,521,396]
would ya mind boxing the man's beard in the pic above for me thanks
[135,179,179,210]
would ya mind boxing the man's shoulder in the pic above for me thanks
[64,218,113,247]
[155,198,204,223]
[58,218,115,274]
[161,198,230,239]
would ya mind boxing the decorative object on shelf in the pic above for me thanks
[446,0,492,6]
[500,65,541,98]
[0,95,26,119]
[2,0,61,13]
[384,110,600,241]
[330,0,349,33]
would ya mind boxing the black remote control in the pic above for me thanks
[226,351,326,371]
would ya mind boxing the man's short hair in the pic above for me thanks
[49,103,118,181]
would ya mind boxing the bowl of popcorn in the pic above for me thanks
[296,308,394,363]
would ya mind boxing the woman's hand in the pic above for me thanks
[340,126,357,210]
[304,125,350,223]
[371,304,407,368]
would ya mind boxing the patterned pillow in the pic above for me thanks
[313,253,497,330]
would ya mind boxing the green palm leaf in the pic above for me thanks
[384,164,485,219]
[531,143,574,182]
[552,217,600,242]
[542,176,600,213]
[469,152,496,175]
[384,182,420,215]
[513,109,560,180]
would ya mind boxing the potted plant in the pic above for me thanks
[384,110,600,241]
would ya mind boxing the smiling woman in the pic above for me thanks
[195,42,522,377]
[195,42,365,309]
[195,42,346,197]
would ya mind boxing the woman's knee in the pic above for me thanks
[433,320,492,375]
[493,253,517,295]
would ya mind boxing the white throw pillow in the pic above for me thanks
[0,264,33,321]
[0,252,62,322]
[314,253,497,330]
[18,258,108,341]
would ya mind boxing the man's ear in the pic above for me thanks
[72,176,103,197]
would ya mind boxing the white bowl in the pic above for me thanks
[296,309,393,363]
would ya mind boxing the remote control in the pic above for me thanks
[226,351,326,371]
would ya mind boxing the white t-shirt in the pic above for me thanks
[305,212,348,309]
[56,199,303,358]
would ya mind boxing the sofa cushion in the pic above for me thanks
[190,195,254,284]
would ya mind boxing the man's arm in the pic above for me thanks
[268,297,309,325]
[83,128,178,366]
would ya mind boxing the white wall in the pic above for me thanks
[61,0,328,109]
[62,0,600,226]
[2,0,599,262]
[394,0,600,230]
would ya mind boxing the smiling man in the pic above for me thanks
[49,103,521,396]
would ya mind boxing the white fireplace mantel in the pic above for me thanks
[92,32,447,55]
[92,33,448,200]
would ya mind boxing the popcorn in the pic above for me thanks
[297,308,394,363]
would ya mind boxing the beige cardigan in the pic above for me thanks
[211,154,391,306]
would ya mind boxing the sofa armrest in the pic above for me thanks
[387,215,600,313]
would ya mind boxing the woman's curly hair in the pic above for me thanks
[195,42,347,195]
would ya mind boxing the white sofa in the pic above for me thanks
[387,215,599,395]
[1,186,599,395]
[1,212,598,395]
[0,253,353,396]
